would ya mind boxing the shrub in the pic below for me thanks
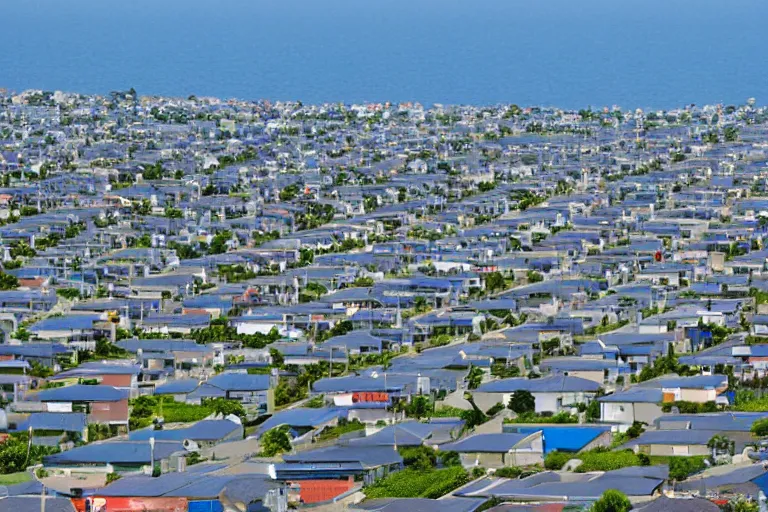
[668,456,707,481]
[493,466,523,478]
[508,390,535,414]
[752,418,768,436]
[486,402,505,416]
[544,451,572,470]
[626,421,646,439]
[591,490,631,512]
[508,411,578,424]
[575,450,641,473]
[364,467,468,499]
[399,445,436,470]
[260,426,292,457]
[661,401,718,414]
[440,451,462,467]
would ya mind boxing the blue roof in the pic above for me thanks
[117,339,211,354]
[256,407,346,436]
[20,412,87,433]
[636,374,728,390]
[598,387,664,403]
[34,384,128,402]
[44,440,184,465]
[129,419,240,442]
[622,429,721,448]
[52,362,140,380]
[29,314,101,332]
[154,378,201,395]
[204,372,271,391]
[0,343,70,358]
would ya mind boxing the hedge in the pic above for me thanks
[574,450,642,472]
[660,401,718,414]
[544,449,708,479]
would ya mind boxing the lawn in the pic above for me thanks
[0,472,31,485]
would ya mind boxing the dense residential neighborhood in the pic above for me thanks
[3,89,768,511]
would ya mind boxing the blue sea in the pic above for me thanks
[2,0,768,109]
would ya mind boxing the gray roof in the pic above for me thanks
[44,440,185,465]
[281,445,402,468]
[439,433,533,453]
[598,387,664,403]
[0,497,75,512]
[456,468,665,500]
[128,419,240,442]
[477,375,601,394]
[352,498,486,512]
[634,496,720,512]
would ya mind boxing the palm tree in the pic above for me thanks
[708,434,731,458]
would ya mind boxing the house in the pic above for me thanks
[621,429,725,457]
[186,372,274,416]
[79,472,284,512]
[139,312,211,335]
[454,465,666,505]
[597,387,664,426]
[28,313,105,345]
[27,384,129,426]
[349,419,464,447]
[48,362,140,398]
[256,407,347,438]
[539,357,630,385]
[15,412,88,445]
[635,374,729,404]
[128,418,243,448]
[501,425,613,454]
[272,445,402,485]
[474,375,601,413]
[438,432,545,468]
[43,439,186,473]
[116,339,214,375]
[153,378,201,401]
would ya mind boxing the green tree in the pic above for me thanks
[591,490,631,512]
[414,296,429,313]
[626,421,646,439]
[724,498,759,512]
[751,418,768,437]
[0,272,19,290]
[484,272,506,293]
[260,426,292,457]
[440,451,462,467]
[399,445,436,470]
[508,390,536,414]
[207,398,245,418]
[405,395,431,418]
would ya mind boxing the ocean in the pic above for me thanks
[2,0,767,109]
